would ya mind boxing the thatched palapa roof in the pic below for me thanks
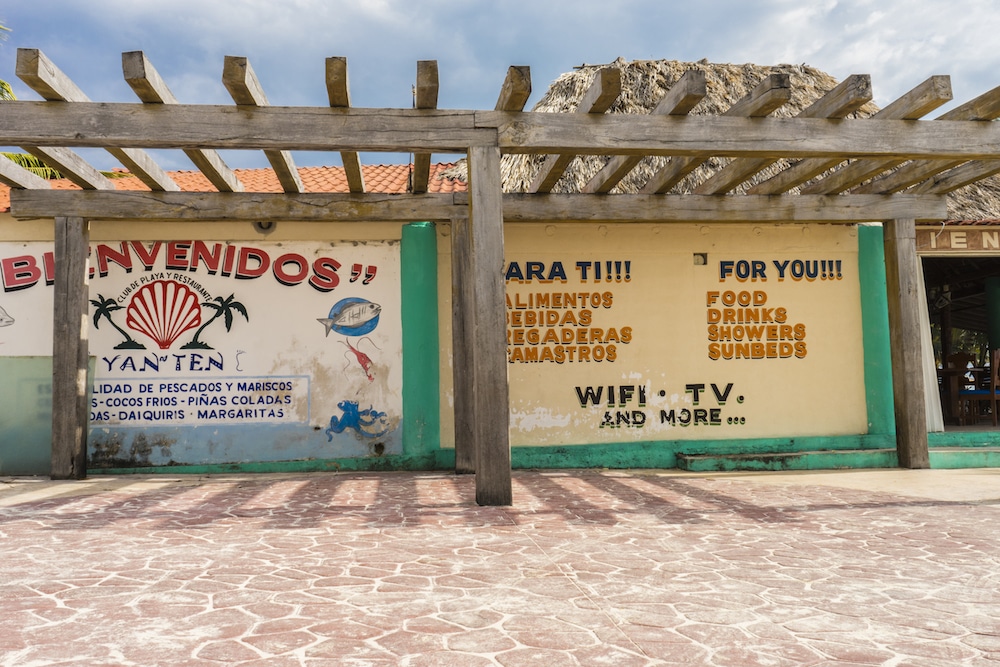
[445,57,1000,220]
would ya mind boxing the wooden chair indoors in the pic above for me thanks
[955,349,1000,426]
[942,352,978,426]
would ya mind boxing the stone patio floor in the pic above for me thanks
[1,468,999,666]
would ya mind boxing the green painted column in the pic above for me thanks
[985,277,1000,351]
[858,224,895,436]
[400,222,441,457]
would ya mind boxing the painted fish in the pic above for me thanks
[317,298,382,337]
[0,306,13,327]
[330,301,381,327]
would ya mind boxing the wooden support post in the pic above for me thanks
[450,216,475,474]
[883,218,930,468]
[940,302,952,364]
[51,216,90,480]
[467,145,511,505]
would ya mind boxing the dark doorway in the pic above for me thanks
[922,255,1000,364]
[923,255,1000,427]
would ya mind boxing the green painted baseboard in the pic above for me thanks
[90,436,1000,477]
[677,449,899,472]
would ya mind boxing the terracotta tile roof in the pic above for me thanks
[0,163,467,213]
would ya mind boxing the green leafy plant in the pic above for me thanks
[1,152,63,179]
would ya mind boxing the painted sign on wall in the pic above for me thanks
[1,240,402,466]
[502,224,868,446]
[916,225,1000,253]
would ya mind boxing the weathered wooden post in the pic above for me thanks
[467,145,511,505]
[883,218,930,468]
[450,215,476,474]
[51,216,90,479]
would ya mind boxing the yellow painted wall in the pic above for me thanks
[439,221,867,447]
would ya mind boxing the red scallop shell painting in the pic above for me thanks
[125,280,202,349]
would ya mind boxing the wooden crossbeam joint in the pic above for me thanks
[16,48,157,191]
[695,74,872,195]
[845,80,1000,195]
[583,69,706,194]
[223,55,303,193]
[326,56,365,193]
[756,75,953,195]
[411,60,440,194]
[529,67,622,193]
[122,50,243,193]
[640,72,791,195]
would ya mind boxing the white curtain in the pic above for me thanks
[918,260,945,432]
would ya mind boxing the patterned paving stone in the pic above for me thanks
[1,469,999,665]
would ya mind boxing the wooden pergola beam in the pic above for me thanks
[223,56,304,193]
[582,69,706,194]
[751,75,953,194]
[806,81,1000,195]
[12,190,460,221]
[0,102,496,152]
[640,73,791,194]
[528,67,621,193]
[16,48,178,192]
[913,158,1000,194]
[491,112,1000,159]
[12,46,115,191]
[411,60,439,194]
[498,193,947,223]
[694,74,872,194]
[326,57,365,193]
[11,102,1000,160]
[494,66,531,112]
[10,190,948,224]
[0,155,54,189]
[854,157,967,194]
[122,51,244,193]
[23,147,115,191]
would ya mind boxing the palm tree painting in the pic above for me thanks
[90,295,146,349]
[182,294,249,350]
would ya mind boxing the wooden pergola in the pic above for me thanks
[5,49,1000,504]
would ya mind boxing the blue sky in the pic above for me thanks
[1,0,997,169]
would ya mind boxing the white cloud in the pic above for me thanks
[3,0,1000,165]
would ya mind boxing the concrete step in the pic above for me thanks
[677,446,1000,472]
[929,447,1000,468]
[676,449,898,472]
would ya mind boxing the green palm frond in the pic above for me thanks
[1,152,63,179]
